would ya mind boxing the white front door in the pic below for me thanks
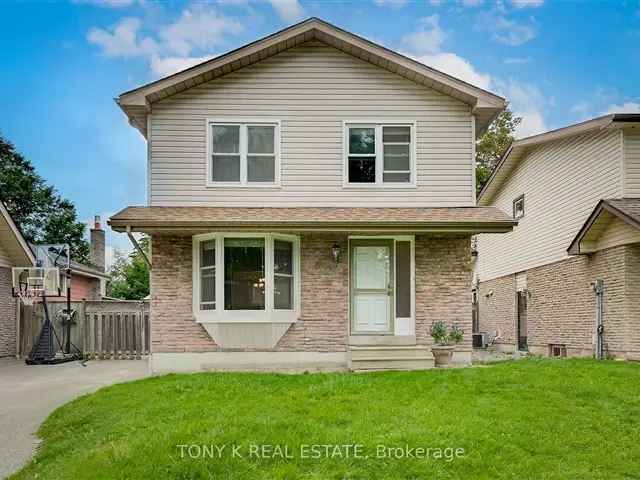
[350,240,394,333]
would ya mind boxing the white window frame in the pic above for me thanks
[513,194,525,220]
[206,118,281,188]
[192,232,300,323]
[342,120,417,188]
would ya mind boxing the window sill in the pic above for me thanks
[342,183,418,190]
[205,183,282,189]
[195,310,299,323]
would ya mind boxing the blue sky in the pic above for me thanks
[1,0,639,265]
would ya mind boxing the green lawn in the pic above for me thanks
[11,358,640,480]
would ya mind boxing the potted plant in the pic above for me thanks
[430,321,464,367]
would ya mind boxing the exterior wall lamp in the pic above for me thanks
[331,243,341,264]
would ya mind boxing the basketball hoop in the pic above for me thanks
[16,288,40,306]
[12,267,60,304]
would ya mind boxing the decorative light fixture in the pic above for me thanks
[331,243,341,264]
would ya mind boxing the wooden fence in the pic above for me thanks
[19,300,149,359]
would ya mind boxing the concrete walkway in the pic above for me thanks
[0,358,149,478]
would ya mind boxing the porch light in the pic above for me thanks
[331,243,341,264]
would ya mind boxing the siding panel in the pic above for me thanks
[149,43,474,207]
[477,129,624,281]
[624,130,640,197]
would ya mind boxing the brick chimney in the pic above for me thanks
[90,215,105,272]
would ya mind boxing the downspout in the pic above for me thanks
[593,279,604,360]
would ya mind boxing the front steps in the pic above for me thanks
[348,345,435,372]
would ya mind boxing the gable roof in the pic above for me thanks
[117,17,505,138]
[478,114,640,206]
[0,202,36,267]
[568,198,640,255]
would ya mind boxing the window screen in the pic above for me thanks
[247,126,275,182]
[211,125,240,182]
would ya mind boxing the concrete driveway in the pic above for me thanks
[0,358,149,478]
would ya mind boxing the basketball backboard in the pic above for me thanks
[35,244,70,269]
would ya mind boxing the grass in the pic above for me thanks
[11,358,640,480]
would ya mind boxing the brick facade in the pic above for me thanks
[150,233,473,355]
[478,244,640,360]
[0,267,17,357]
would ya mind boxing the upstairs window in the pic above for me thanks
[513,195,525,220]
[208,120,280,186]
[345,123,415,186]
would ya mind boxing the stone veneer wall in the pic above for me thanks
[0,267,17,357]
[478,244,640,359]
[150,233,473,354]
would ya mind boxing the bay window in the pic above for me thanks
[208,119,280,186]
[344,122,415,186]
[193,233,299,322]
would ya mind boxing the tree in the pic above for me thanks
[475,107,522,195]
[0,134,90,263]
[107,237,150,300]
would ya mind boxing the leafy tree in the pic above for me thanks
[0,134,90,263]
[476,107,522,195]
[107,237,150,300]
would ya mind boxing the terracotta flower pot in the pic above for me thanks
[432,345,455,367]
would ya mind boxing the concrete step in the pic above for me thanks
[349,356,435,372]
[349,335,416,346]
[349,345,432,360]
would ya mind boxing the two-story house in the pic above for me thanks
[108,18,516,374]
[476,114,640,360]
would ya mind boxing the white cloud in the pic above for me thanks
[374,0,408,7]
[160,5,243,56]
[570,100,590,117]
[409,52,492,90]
[494,79,548,137]
[475,10,537,46]
[601,102,640,114]
[88,6,244,78]
[75,0,136,7]
[87,17,158,57]
[402,15,446,54]
[269,0,305,21]
[150,54,214,77]
[504,57,531,64]
[512,0,544,8]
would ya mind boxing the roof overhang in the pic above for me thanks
[478,114,640,206]
[117,17,505,139]
[568,199,640,255]
[108,206,517,235]
[70,265,109,280]
[0,202,35,267]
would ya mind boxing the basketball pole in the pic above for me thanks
[64,267,72,355]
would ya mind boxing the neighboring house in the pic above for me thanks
[0,205,108,357]
[0,202,36,357]
[109,18,516,374]
[47,216,109,302]
[475,114,640,360]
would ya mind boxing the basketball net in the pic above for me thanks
[17,287,42,306]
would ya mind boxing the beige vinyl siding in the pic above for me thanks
[624,130,640,197]
[594,217,640,251]
[0,242,11,268]
[149,42,474,207]
[477,129,624,281]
